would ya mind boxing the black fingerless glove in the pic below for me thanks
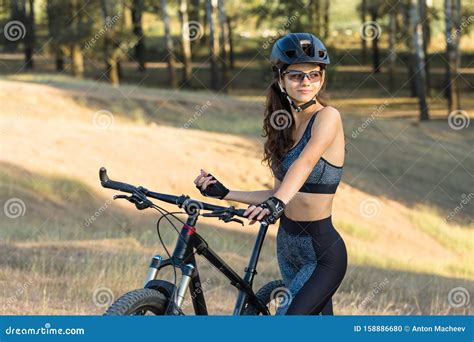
[195,173,230,200]
[257,196,286,224]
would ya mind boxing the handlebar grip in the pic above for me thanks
[99,167,109,183]
[99,167,137,194]
[234,208,247,217]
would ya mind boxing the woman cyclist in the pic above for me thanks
[194,32,347,315]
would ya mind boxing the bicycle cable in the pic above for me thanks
[151,203,207,315]
[152,207,184,314]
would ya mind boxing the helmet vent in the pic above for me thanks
[284,50,296,58]
[300,40,314,56]
[318,50,327,59]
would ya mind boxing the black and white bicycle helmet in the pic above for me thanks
[270,32,330,112]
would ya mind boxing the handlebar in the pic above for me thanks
[99,167,252,223]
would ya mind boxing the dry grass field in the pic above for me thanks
[0,73,472,315]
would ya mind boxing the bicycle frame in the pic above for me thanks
[143,212,271,315]
[98,167,272,315]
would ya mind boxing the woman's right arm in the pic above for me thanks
[195,169,279,205]
[224,178,280,205]
[224,189,277,206]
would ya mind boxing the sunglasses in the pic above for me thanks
[281,70,323,83]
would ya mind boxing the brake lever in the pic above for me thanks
[113,193,152,210]
[220,216,244,226]
[202,208,228,217]
[113,194,132,201]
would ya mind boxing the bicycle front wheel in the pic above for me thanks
[104,288,172,316]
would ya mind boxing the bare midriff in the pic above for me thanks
[274,178,335,221]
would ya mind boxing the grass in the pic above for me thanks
[1,235,471,315]
[410,205,473,269]
[0,65,472,315]
[334,220,375,240]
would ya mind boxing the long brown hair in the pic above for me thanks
[262,65,329,175]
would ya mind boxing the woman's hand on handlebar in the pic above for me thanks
[243,205,271,225]
[194,169,230,200]
[243,196,286,225]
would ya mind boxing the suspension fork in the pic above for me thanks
[177,215,208,314]
[144,214,208,314]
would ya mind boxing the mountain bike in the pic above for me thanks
[99,167,285,315]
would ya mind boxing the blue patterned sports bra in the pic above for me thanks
[272,111,343,194]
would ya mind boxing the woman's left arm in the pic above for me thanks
[273,106,341,204]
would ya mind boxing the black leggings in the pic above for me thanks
[276,213,347,315]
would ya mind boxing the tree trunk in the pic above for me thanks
[419,0,431,96]
[70,44,84,78]
[218,0,229,92]
[314,0,320,36]
[444,0,461,112]
[443,0,461,111]
[46,0,64,71]
[388,10,396,91]
[109,60,120,85]
[7,0,21,51]
[161,0,178,88]
[132,0,146,71]
[444,0,453,108]
[70,0,86,79]
[323,0,330,39]
[116,43,124,80]
[360,0,367,64]
[452,0,461,110]
[24,0,35,69]
[188,0,202,50]
[178,0,193,87]
[202,0,208,47]
[226,16,234,70]
[370,12,380,73]
[403,2,417,97]
[100,0,120,86]
[55,48,64,71]
[206,0,219,90]
[188,0,200,24]
[410,0,429,121]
